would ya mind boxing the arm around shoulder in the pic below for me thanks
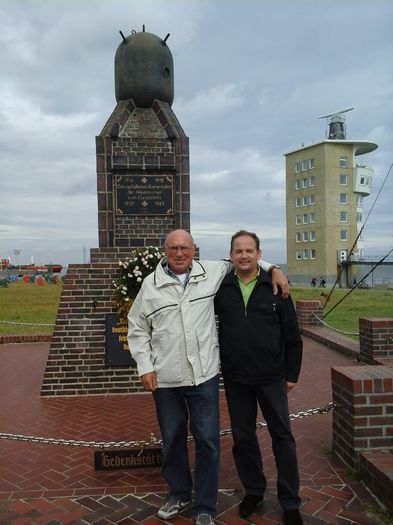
[258,260,289,298]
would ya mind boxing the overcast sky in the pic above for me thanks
[1,0,392,267]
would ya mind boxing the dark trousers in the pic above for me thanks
[224,378,301,510]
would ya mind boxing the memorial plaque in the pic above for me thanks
[105,313,135,366]
[115,175,173,215]
[94,448,163,470]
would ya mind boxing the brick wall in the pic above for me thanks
[41,248,142,396]
[359,317,393,364]
[114,216,176,248]
[295,300,323,328]
[331,365,393,468]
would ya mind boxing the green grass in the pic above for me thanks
[362,500,393,525]
[0,280,63,334]
[0,280,392,336]
[290,287,393,338]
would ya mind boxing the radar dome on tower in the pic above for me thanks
[114,26,174,108]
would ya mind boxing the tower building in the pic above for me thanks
[285,109,378,286]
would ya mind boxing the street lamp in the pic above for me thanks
[14,249,21,270]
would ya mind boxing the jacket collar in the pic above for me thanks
[153,258,207,288]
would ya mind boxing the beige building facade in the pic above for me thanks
[285,140,377,286]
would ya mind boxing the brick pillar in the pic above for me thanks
[295,300,323,328]
[359,317,393,364]
[331,365,393,468]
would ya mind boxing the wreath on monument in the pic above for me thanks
[113,246,164,318]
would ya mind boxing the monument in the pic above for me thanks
[41,27,190,396]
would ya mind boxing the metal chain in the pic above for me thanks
[0,402,335,449]
[312,313,359,336]
[0,432,162,449]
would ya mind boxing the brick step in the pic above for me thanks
[0,334,52,344]
[301,325,359,359]
[375,357,393,368]
[359,450,393,510]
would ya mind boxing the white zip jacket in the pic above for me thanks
[127,258,272,388]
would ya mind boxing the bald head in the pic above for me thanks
[164,229,195,274]
[165,229,194,247]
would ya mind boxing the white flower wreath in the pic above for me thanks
[113,246,164,316]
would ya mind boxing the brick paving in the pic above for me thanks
[0,339,388,525]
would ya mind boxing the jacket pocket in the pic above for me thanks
[195,320,219,375]
[151,332,183,383]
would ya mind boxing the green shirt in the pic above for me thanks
[237,269,259,307]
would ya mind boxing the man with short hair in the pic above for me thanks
[127,229,288,525]
[214,230,303,525]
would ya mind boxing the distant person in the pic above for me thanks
[310,276,317,287]
[319,277,326,288]
[215,230,303,525]
[127,229,289,525]
[353,277,357,288]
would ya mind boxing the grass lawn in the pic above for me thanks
[0,280,63,334]
[0,280,392,337]
[290,287,393,337]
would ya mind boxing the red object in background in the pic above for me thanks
[35,275,44,286]
[20,264,62,273]
[22,275,30,283]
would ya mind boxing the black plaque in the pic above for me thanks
[105,313,135,366]
[115,175,173,215]
[94,448,163,470]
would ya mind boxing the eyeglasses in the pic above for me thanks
[165,245,193,254]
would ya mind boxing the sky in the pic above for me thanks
[1,0,392,267]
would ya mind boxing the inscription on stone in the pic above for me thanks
[105,313,135,367]
[115,175,173,215]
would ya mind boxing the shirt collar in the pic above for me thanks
[162,261,192,286]
[235,266,260,283]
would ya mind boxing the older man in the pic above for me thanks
[127,229,288,525]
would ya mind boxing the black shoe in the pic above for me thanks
[239,494,264,518]
[283,509,303,525]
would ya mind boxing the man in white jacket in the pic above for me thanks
[127,229,288,525]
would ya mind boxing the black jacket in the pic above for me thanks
[214,269,303,385]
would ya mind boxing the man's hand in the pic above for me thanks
[286,381,296,393]
[140,371,158,392]
[271,268,289,298]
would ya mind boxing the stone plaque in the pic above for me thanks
[94,448,163,470]
[105,313,135,367]
[115,175,173,215]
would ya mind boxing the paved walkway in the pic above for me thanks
[0,338,386,525]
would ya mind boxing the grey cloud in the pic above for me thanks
[0,0,392,266]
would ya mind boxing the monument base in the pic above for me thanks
[41,248,143,396]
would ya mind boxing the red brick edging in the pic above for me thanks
[0,334,52,344]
